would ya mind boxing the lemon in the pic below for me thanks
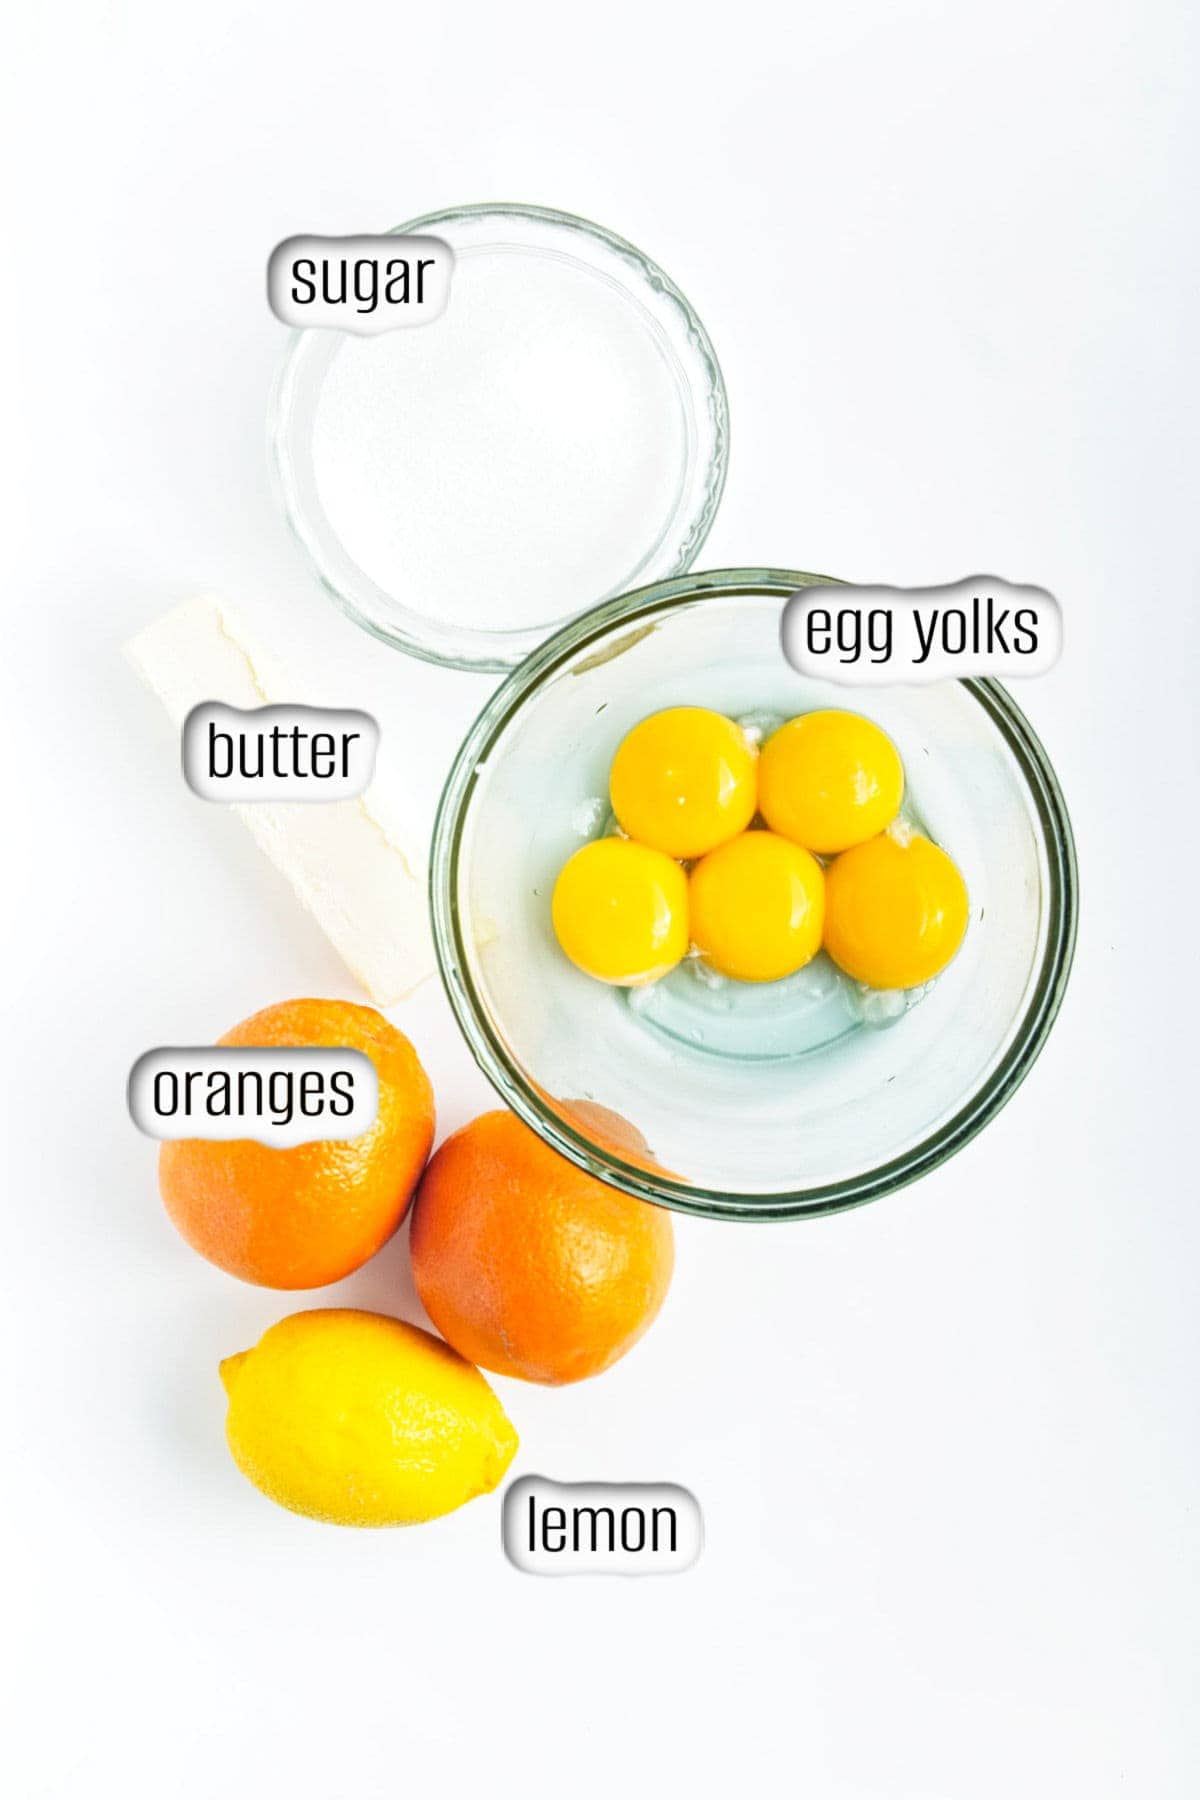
[220,1309,518,1526]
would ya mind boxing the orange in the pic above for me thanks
[547,1095,681,1182]
[410,1110,674,1385]
[158,999,434,1289]
[551,1096,655,1163]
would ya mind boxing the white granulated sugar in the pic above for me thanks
[311,248,687,633]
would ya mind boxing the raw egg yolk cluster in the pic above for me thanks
[823,830,969,990]
[609,705,757,859]
[551,838,689,987]
[550,705,969,992]
[758,708,904,853]
[690,829,824,983]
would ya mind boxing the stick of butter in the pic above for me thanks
[125,596,435,1004]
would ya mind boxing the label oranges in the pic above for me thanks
[158,999,434,1288]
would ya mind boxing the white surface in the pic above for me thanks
[4,3,1198,1796]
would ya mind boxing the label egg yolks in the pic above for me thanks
[609,707,757,860]
[758,709,904,854]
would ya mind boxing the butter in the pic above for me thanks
[125,596,435,1004]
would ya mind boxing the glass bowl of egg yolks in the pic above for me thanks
[430,569,1077,1220]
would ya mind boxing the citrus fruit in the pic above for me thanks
[548,1095,655,1162]
[159,999,434,1288]
[410,1110,675,1385]
[531,1088,676,1179]
[220,1309,518,1526]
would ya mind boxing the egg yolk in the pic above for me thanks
[690,829,825,983]
[552,838,689,986]
[609,707,757,859]
[823,830,969,989]
[758,709,904,854]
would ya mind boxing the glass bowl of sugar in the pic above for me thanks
[268,203,729,672]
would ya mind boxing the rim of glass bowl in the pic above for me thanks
[431,568,1079,1222]
[267,202,730,674]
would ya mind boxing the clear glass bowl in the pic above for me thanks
[267,203,728,673]
[431,570,1077,1221]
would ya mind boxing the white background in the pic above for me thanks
[5,3,1198,1795]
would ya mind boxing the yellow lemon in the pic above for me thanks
[690,829,825,982]
[824,830,969,989]
[610,706,757,858]
[220,1309,518,1527]
[552,837,689,986]
[758,709,904,853]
